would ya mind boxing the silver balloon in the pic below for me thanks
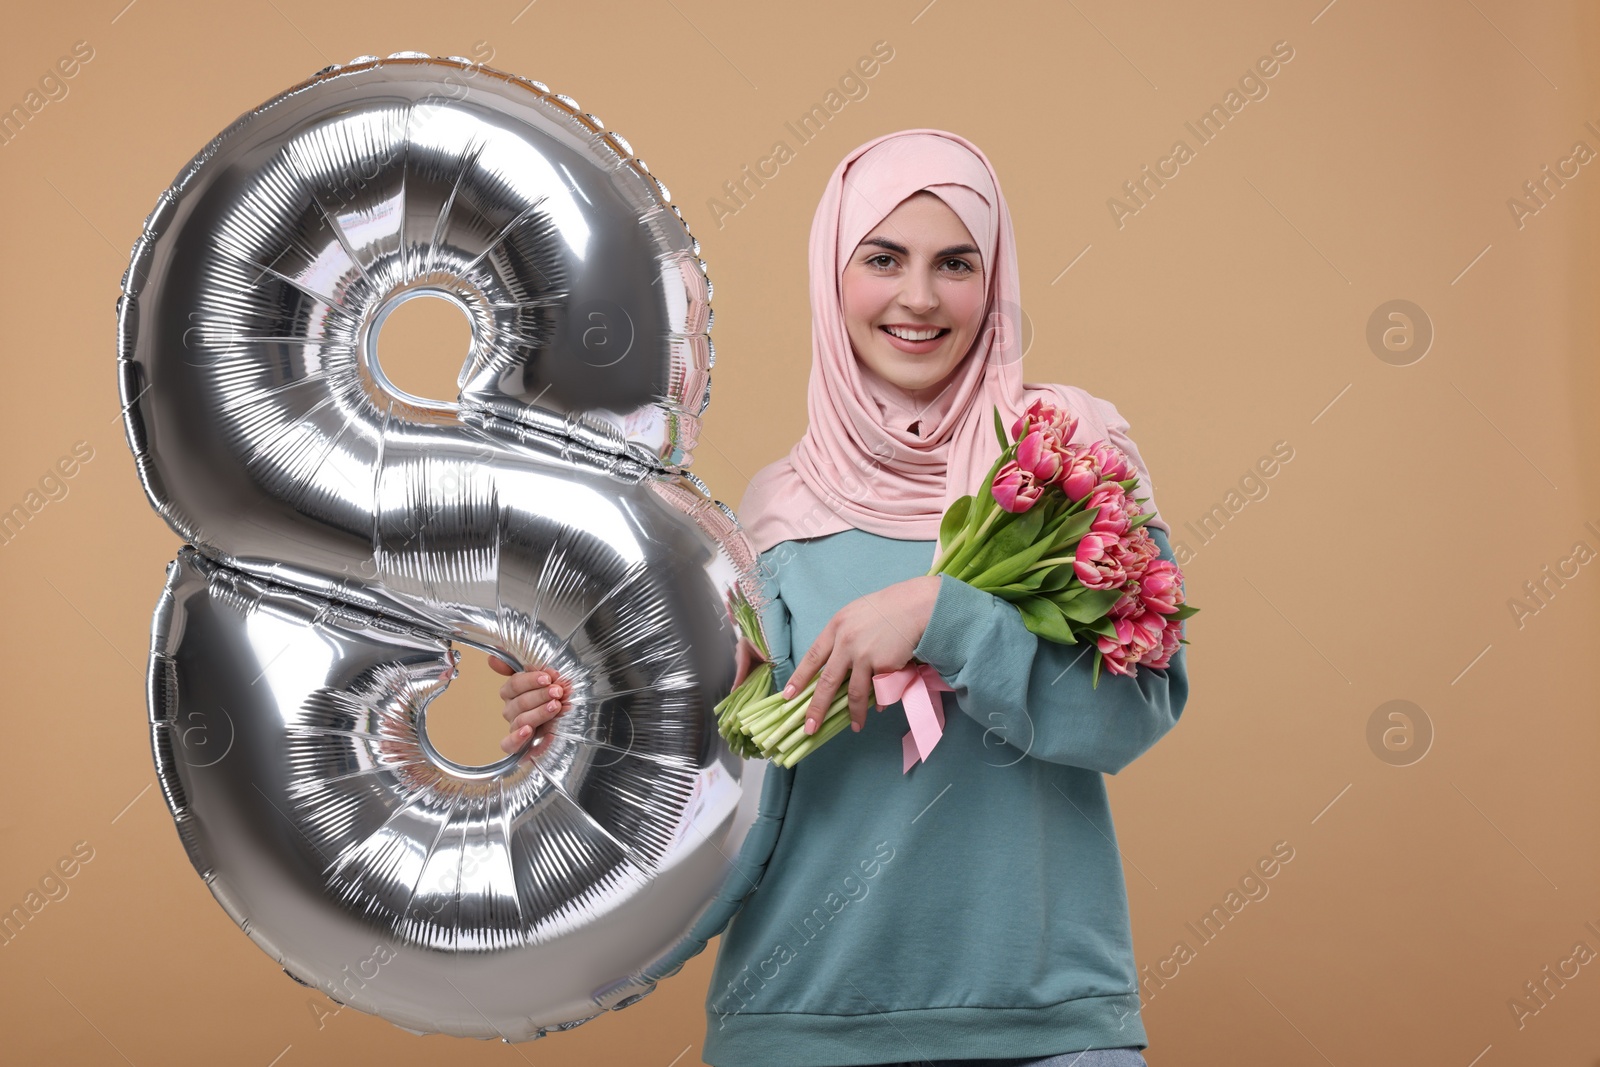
[118,54,779,1042]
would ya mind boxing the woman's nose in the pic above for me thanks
[898,270,938,313]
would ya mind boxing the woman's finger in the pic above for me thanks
[501,724,532,754]
[487,654,515,676]
[502,682,564,722]
[847,661,873,732]
[804,652,848,735]
[512,703,563,739]
[498,668,553,702]
[508,699,564,737]
[783,622,834,700]
[509,718,561,759]
[501,720,553,754]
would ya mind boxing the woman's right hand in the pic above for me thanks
[489,655,572,756]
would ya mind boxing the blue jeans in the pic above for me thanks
[861,1051,1148,1067]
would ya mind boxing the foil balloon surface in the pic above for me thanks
[117,53,782,1042]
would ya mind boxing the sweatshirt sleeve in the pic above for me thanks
[755,546,796,692]
[910,524,1189,775]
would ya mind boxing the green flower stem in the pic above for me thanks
[942,503,1005,579]
[717,662,774,758]
[732,600,771,661]
[740,693,801,739]
[777,710,853,766]
[773,697,852,752]
[754,703,810,748]
[928,524,969,574]
[739,686,813,741]
[929,443,1015,579]
[732,671,853,761]
[716,666,771,721]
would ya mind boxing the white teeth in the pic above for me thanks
[884,325,944,341]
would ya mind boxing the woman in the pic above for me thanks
[498,129,1188,1067]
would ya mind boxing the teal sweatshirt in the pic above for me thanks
[700,524,1189,1067]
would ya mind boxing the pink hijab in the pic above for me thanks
[738,128,1169,556]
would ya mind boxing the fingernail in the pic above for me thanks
[547,700,559,711]
[804,719,815,735]
[550,685,563,696]
[537,673,549,683]
[519,726,530,737]
[782,684,794,697]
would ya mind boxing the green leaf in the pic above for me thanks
[969,518,1069,589]
[960,504,1044,580]
[1059,587,1124,624]
[959,516,1015,576]
[938,494,971,553]
[1085,615,1118,640]
[1004,503,1048,552]
[1091,648,1103,689]
[988,568,1052,600]
[1037,497,1075,536]
[980,444,1014,489]
[1037,563,1076,593]
[1051,508,1098,551]
[1017,596,1077,644]
[993,404,1009,448]
[966,451,1012,534]
[1168,603,1200,621]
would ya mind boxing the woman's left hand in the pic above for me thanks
[781,575,942,737]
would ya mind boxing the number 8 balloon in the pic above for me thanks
[117,53,782,1042]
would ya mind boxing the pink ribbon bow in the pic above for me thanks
[872,662,953,774]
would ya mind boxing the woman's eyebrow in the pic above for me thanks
[860,236,982,259]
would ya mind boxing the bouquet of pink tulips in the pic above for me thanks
[716,397,1197,766]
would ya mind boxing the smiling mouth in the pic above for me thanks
[880,326,950,342]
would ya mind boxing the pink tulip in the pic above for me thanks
[1119,527,1161,582]
[1129,606,1166,650]
[1108,570,1146,619]
[1139,559,1183,614]
[1110,585,1141,619]
[992,460,1043,513]
[1073,532,1126,589]
[1089,442,1136,484]
[1097,609,1166,678]
[1085,483,1131,537]
[1011,396,1078,444]
[1104,542,1147,618]
[1095,617,1145,678]
[1057,445,1099,501]
[1138,619,1183,669]
[1015,427,1064,485]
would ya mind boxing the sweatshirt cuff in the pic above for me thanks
[912,574,1000,678]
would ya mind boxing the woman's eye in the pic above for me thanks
[942,258,974,274]
[867,253,896,269]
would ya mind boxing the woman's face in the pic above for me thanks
[840,190,987,412]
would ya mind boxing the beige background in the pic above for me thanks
[2,0,1598,1064]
